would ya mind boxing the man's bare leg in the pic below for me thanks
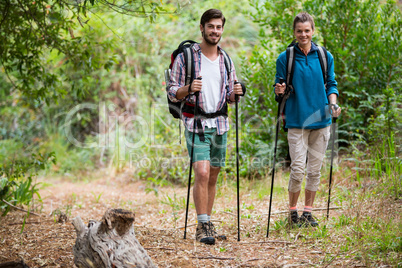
[193,160,217,244]
[207,165,220,215]
[193,160,211,215]
[207,165,226,239]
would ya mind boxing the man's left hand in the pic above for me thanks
[234,83,243,96]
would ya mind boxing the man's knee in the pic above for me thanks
[196,168,209,180]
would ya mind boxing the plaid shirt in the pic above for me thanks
[167,43,237,135]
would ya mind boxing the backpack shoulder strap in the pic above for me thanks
[220,48,232,81]
[286,46,296,88]
[183,45,194,85]
[317,46,328,87]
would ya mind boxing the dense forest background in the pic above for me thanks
[0,0,400,224]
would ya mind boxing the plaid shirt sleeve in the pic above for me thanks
[167,53,184,103]
[225,59,238,104]
[167,53,196,103]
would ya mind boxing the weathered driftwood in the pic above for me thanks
[0,259,29,268]
[72,209,156,268]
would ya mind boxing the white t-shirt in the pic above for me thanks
[200,53,222,128]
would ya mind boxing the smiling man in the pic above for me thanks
[168,9,243,245]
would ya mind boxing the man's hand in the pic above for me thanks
[189,78,202,94]
[274,82,286,95]
[234,82,243,95]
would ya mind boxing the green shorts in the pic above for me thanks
[185,127,227,167]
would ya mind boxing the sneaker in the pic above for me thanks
[288,211,301,227]
[300,212,319,227]
[208,221,227,240]
[196,222,215,245]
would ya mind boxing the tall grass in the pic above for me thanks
[371,133,401,199]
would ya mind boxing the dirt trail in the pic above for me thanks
[0,171,361,267]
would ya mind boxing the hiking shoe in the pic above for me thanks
[208,221,227,240]
[196,222,215,245]
[288,211,301,228]
[300,212,319,227]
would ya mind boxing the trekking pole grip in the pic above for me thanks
[330,104,339,121]
[277,78,286,99]
[234,81,239,102]
[235,81,246,98]
[194,77,202,97]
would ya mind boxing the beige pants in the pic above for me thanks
[287,126,330,192]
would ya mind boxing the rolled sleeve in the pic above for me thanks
[325,51,338,97]
[226,60,238,104]
[168,53,185,102]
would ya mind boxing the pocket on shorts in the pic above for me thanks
[324,132,330,142]
[322,126,331,146]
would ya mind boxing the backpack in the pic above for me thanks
[165,40,233,120]
[278,40,328,131]
[165,40,197,119]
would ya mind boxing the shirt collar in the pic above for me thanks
[193,43,223,54]
[299,46,310,56]
[295,42,319,55]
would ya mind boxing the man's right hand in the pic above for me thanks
[189,78,202,94]
[274,82,286,95]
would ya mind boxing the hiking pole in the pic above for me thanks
[234,81,246,241]
[266,78,286,238]
[327,104,339,220]
[234,81,241,242]
[184,78,201,239]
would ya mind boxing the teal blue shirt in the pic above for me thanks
[275,42,338,129]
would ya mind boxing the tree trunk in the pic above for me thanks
[72,209,156,268]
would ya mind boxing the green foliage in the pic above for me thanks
[0,0,179,220]
[1,0,258,183]
[370,133,402,199]
[160,192,186,228]
[145,177,171,196]
[0,0,173,103]
[41,133,96,174]
[306,0,402,141]
[366,87,401,143]
[91,192,103,203]
[240,0,401,177]
[0,139,55,216]
[1,0,400,186]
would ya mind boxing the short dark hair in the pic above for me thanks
[293,12,315,31]
[200,9,226,27]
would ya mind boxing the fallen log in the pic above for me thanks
[0,259,29,268]
[72,209,156,268]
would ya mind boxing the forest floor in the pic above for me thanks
[0,167,401,267]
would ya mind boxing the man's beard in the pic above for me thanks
[202,32,221,45]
